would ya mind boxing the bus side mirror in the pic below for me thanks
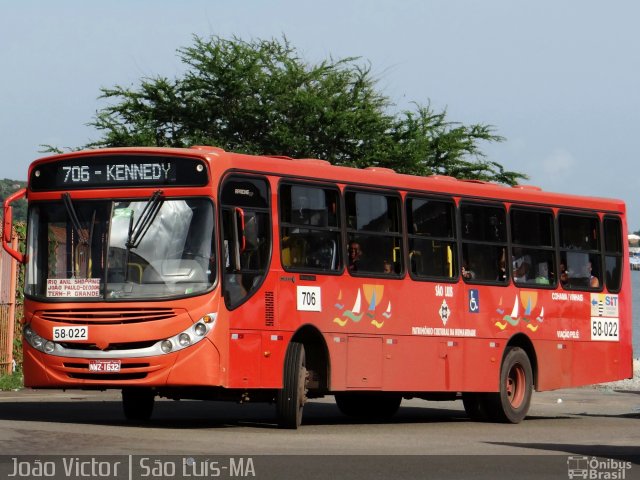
[3,188,26,263]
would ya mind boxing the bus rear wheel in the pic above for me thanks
[276,342,308,429]
[485,347,533,423]
[122,387,155,421]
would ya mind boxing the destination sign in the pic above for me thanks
[30,155,209,190]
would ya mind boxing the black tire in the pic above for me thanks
[122,387,155,421]
[335,392,402,419]
[485,347,533,423]
[276,342,308,429]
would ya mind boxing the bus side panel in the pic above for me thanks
[260,331,289,388]
[460,339,501,392]
[381,336,465,392]
[227,332,262,388]
[572,341,629,387]
[533,340,573,391]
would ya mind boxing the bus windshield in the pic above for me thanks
[26,197,215,300]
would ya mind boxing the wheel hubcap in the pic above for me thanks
[507,364,525,408]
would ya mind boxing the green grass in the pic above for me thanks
[0,371,23,391]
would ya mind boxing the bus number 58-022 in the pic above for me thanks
[591,318,619,341]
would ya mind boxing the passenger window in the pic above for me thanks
[510,208,556,287]
[603,216,622,292]
[559,213,602,290]
[279,184,341,272]
[345,190,402,276]
[460,203,507,284]
[407,197,457,280]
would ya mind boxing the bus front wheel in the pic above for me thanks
[122,387,155,421]
[486,347,533,423]
[276,342,308,429]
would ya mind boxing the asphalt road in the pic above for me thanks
[0,387,638,479]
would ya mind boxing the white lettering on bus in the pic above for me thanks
[552,292,583,302]
[106,163,171,181]
[411,326,477,337]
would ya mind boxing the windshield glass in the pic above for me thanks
[26,197,215,300]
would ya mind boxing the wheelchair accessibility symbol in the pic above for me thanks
[468,289,479,313]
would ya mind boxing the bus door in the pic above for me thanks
[219,175,272,387]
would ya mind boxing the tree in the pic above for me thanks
[85,35,525,184]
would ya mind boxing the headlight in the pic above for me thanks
[23,325,57,354]
[194,323,207,336]
[161,340,173,353]
[178,333,191,347]
[157,313,216,355]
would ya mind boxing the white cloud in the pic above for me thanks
[541,148,576,177]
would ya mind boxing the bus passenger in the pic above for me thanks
[462,260,475,280]
[383,259,393,274]
[534,262,550,285]
[512,247,531,283]
[348,241,362,272]
[559,261,569,285]
[586,261,600,288]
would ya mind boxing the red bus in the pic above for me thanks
[3,146,633,428]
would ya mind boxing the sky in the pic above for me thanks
[2,1,639,229]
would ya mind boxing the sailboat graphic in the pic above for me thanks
[382,301,392,319]
[527,306,545,332]
[507,295,519,321]
[366,289,377,319]
[371,301,392,329]
[496,295,520,330]
[495,291,545,332]
[334,290,345,310]
[343,289,364,322]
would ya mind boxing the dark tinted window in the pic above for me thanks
[510,208,556,287]
[280,183,342,273]
[460,203,507,284]
[603,216,623,292]
[407,197,457,280]
[559,213,601,290]
[346,190,403,276]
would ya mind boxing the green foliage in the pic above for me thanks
[85,35,526,184]
[0,371,23,391]
[0,179,27,222]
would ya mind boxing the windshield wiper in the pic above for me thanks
[125,190,164,250]
[122,190,163,284]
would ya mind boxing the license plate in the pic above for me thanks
[89,360,121,372]
[53,326,88,341]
